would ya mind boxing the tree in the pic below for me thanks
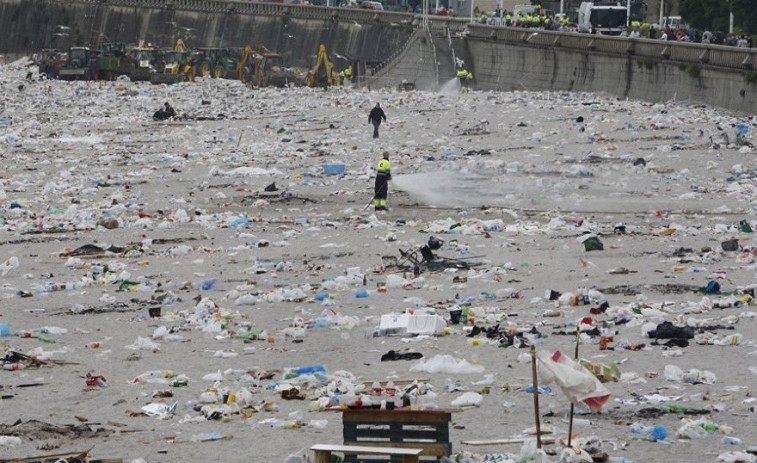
[680,0,756,34]
[731,0,757,35]
[680,0,728,32]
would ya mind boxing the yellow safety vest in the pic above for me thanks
[377,159,391,175]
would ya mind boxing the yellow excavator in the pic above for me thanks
[237,45,255,83]
[150,38,195,84]
[305,44,338,89]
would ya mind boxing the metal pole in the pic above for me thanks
[470,0,474,23]
[530,345,542,449]
[567,328,580,448]
[626,0,631,27]
[658,0,663,28]
[560,0,564,15]
[729,11,734,34]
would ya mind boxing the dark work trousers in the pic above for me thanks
[374,174,389,201]
[372,119,381,138]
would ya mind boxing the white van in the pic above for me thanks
[363,1,384,10]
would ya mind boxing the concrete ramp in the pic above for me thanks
[362,28,439,91]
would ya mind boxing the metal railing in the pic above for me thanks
[56,0,416,24]
[467,24,757,71]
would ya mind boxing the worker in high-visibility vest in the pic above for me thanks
[339,66,353,85]
[373,152,392,211]
[457,68,469,89]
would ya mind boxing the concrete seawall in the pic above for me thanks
[0,0,414,67]
[465,25,757,113]
[371,22,757,113]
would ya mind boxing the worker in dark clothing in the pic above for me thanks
[368,103,387,139]
[153,102,176,121]
[373,151,391,211]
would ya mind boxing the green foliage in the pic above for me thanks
[637,56,657,70]
[680,0,757,34]
[685,63,701,78]
[745,72,757,84]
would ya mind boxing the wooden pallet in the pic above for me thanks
[342,409,453,463]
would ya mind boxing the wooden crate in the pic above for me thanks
[342,409,453,463]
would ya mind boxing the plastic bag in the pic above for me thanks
[410,355,485,374]
[450,392,483,407]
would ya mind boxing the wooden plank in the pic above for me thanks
[343,411,451,424]
[461,437,556,446]
[343,441,450,456]
[311,444,422,455]
[313,449,332,463]
[346,428,447,440]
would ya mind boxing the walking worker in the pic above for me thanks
[368,102,387,139]
[373,151,392,211]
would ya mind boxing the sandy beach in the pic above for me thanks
[1,66,757,463]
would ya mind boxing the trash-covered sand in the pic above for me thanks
[2,62,757,463]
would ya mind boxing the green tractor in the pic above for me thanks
[96,43,134,81]
[194,48,239,79]
[59,47,97,81]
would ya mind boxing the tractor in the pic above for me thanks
[194,48,238,79]
[59,47,97,81]
[129,46,158,82]
[96,43,134,81]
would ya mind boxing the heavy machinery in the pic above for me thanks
[150,50,195,84]
[194,48,239,78]
[129,46,158,82]
[150,39,195,84]
[96,43,134,81]
[251,46,302,88]
[59,47,97,81]
[305,44,338,89]
[237,45,256,83]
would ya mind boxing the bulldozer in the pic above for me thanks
[305,44,338,89]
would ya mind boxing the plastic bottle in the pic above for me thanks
[385,380,396,398]
[722,436,742,445]
[3,363,26,371]
[293,365,326,376]
[85,342,102,348]
[0,323,10,337]
[196,279,218,291]
[630,423,667,442]
[131,370,173,383]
